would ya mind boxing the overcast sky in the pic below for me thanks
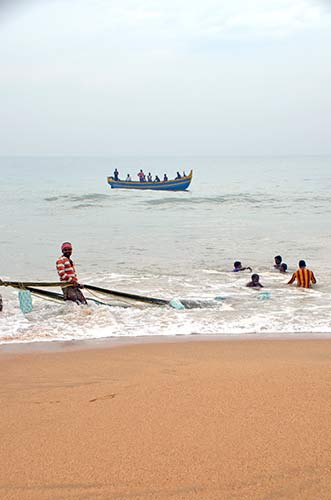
[1,0,330,156]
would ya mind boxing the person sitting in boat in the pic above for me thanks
[56,242,87,305]
[246,274,264,288]
[163,174,168,181]
[113,168,119,181]
[138,169,146,182]
[274,255,282,269]
[233,261,252,272]
[147,172,153,182]
[175,171,182,179]
[279,263,288,273]
[183,171,186,177]
[126,173,132,181]
[154,175,160,182]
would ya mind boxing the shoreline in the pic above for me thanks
[1,330,331,355]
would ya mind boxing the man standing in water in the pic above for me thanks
[56,242,87,304]
[288,260,316,288]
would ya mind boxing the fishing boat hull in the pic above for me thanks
[107,170,192,191]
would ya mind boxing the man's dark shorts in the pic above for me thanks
[63,286,87,305]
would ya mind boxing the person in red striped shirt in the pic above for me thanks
[56,242,87,304]
[287,260,317,289]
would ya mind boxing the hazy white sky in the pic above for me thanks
[1,0,330,155]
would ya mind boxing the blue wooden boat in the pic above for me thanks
[107,170,192,191]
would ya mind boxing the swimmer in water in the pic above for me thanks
[274,255,282,269]
[233,261,252,272]
[279,263,288,273]
[246,274,264,288]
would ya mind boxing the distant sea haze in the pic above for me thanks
[0,155,330,343]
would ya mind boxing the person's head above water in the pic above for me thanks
[246,273,263,287]
[274,255,282,265]
[61,241,72,258]
[280,263,288,273]
[233,261,242,270]
[299,260,306,268]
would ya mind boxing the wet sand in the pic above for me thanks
[1,338,331,499]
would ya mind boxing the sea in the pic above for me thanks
[1,155,331,344]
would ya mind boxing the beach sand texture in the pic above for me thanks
[1,339,331,500]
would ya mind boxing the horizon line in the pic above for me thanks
[1,153,331,159]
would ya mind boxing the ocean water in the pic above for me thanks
[0,155,331,344]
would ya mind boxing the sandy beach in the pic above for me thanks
[1,338,331,500]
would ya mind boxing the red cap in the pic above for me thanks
[61,242,72,251]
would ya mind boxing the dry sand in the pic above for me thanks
[1,338,331,500]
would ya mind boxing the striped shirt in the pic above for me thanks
[56,255,78,284]
[288,268,316,288]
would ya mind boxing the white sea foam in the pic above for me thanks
[1,268,331,344]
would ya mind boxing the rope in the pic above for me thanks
[30,292,64,304]
[84,288,164,309]
[84,284,169,305]
[85,287,139,308]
